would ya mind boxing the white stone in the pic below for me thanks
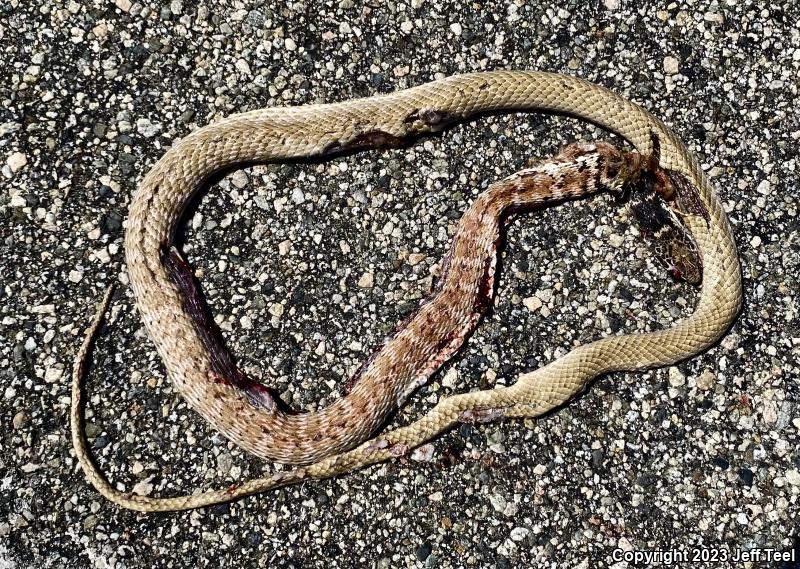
[408,253,426,266]
[93,23,108,38]
[44,366,63,383]
[441,368,458,388]
[510,527,530,541]
[230,170,248,188]
[697,369,714,390]
[523,296,542,312]
[663,56,680,75]
[785,469,800,486]
[132,477,154,496]
[609,233,625,247]
[411,444,435,462]
[357,271,374,288]
[668,367,685,387]
[449,23,462,36]
[136,118,161,137]
[489,493,507,513]
[235,59,252,75]
[6,152,27,173]
[278,240,292,255]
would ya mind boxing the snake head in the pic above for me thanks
[629,193,703,286]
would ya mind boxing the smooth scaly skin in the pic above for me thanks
[71,71,742,511]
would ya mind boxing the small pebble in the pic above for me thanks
[523,296,542,312]
[12,411,28,429]
[489,493,507,513]
[663,56,680,75]
[291,187,305,204]
[738,468,754,487]
[6,152,27,173]
[136,118,162,137]
[357,271,374,288]
[416,542,432,562]
[668,367,686,387]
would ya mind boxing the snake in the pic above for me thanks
[71,71,742,512]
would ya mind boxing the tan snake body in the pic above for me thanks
[71,71,742,511]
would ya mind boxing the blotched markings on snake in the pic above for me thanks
[71,71,742,512]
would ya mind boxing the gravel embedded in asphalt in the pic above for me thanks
[1,1,798,567]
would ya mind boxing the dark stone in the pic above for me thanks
[416,542,432,562]
[208,503,230,515]
[635,474,656,487]
[118,152,137,175]
[97,185,113,199]
[616,286,634,303]
[92,435,110,450]
[247,531,262,546]
[738,468,754,487]
[607,314,622,333]
[713,457,729,470]
[24,193,39,208]
[101,211,123,234]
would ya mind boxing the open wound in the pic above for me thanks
[160,244,289,412]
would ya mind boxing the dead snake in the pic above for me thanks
[71,71,742,511]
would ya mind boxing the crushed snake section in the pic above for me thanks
[71,71,742,511]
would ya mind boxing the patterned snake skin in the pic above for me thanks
[71,71,742,511]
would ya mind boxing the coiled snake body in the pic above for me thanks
[72,71,741,511]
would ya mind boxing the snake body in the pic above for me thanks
[72,71,742,511]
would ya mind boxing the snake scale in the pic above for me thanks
[71,71,742,512]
